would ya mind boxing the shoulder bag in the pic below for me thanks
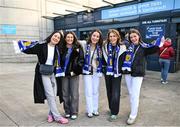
[39,64,54,75]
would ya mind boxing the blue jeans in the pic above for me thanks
[159,58,170,82]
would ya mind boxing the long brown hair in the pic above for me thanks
[45,30,64,48]
[60,31,81,51]
[87,29,103,47]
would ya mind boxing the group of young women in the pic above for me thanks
[16,28,163,125]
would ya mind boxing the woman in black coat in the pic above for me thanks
[16,31,68,124]
[123,29,160,125]
[60,31,84,120]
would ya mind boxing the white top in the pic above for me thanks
[45,44,55,65]
[90,48,98,71]
[79,40,98,72]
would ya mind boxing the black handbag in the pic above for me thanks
[39,64,54,75]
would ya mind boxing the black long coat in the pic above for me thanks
[23,43,63,103]
[60,44,84,76]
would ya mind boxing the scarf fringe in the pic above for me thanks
[106,71,114,75]
[83,69,91,74]
[13,40,21,54]
[122,67,131,72]
[96,72,102,77]
[55,67,65,77]
[55,72,65,77]
[114,73,121,78]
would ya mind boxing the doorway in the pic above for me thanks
[176,23,180,70]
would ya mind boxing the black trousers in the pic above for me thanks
[105,75,122,115]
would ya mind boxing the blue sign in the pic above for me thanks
[101,0,174,20]
[146,25,165,39]
[175,0,180,9]
[102,4,138,19]
[1,25,16,34]
[138,0,173,14]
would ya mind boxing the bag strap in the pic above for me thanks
[160,47,168,57]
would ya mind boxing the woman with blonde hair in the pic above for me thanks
[102,29,126,121]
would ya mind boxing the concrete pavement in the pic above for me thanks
[0,63,180,126]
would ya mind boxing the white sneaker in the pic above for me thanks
[93,111,99,116]
[65,114,70,118]
[161,79,163,83]
[71,115,77,120]
[87,113,93,118]
[162,81,168,85]
[127,117,136,125]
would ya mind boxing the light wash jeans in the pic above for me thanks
[42,74,62,121]
[159,58,170,82]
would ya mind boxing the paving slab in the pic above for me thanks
[0,63,180,126]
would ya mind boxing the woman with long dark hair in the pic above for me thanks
[15,31,68,124]
[81,29,103,118]
[60,31,84,120]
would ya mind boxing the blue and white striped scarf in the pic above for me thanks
[83,44,102,77]
[106,43,121,77]
[55,47,65,77]
[122,36,163,72]
[17,40,38,51]
[17,40,65,77]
